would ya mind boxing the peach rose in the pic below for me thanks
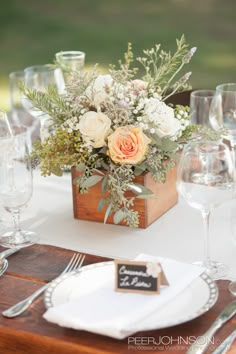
[107,126,151,165]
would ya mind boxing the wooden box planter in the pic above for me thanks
[71,167,178,228]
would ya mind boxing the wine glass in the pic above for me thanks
[190,90,215,126]
[177,140,234,279]
[210,83,236,145]
[209,84,236,290]
[23,65,65,142]
[55,51,85,84]
[0,110,13,228]
[0,126,38,248]
[0,110,13,137]
[9,70,40,151]
[23,65,65,116]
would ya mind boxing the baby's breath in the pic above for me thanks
[23,36,206,227]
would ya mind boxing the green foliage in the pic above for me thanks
[137,35,194,98]
[31,127,89,176]
[26,37,201,227]
[22,84,72,125]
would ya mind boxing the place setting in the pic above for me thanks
[41,254,218,339]
[0,244,235,354]
[1,35,236,354]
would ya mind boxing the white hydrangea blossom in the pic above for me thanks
[141,98,182,140]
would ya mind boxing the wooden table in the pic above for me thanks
[0,244,236,354]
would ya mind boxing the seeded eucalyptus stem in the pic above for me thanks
[22,35,206,227]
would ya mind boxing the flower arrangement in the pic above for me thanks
[25,35,198,227]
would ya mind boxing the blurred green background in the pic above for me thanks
[1,0,236,110]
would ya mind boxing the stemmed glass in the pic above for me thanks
[55,51,85,84]
[0,126,38,248]
[0,110,13,228]
[23,65,65,142]
[210,83,236,146]
[9,70,39,151]
[177,140,234,279]
[190,90,215,126]
[209,83,236,291]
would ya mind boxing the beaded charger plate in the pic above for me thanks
[44,261,218,332]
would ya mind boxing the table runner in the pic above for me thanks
[0,244,236,354]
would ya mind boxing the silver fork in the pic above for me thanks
[2,253,85,318]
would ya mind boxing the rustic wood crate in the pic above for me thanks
[71,167,178,228]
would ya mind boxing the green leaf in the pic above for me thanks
[76,162,86,172]
[133,168,144,176]
[161,139,178,152]
[101,175,108,194]
[101,161,109,170]
[97,198,106,211]
[80,175,103,189]
[104,203,112,224]
[72,177,81,185]
[113,209,126,224]
[151,135,162,146]
[93,169,105,176]
[152,136,178,152]
[137,195,158,199]
[128,183,153,195]
[51,166,63,176]
[134,163,146,176]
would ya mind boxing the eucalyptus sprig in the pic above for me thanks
[24,36,199,227]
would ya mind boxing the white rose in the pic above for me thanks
[143,98,181,139]
[78,111,111,148]
[85,75,113,107]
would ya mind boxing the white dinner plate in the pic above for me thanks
[44,261,218,332]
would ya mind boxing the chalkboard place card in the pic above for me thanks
[114,260,168,295]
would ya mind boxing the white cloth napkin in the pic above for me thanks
[43,254,205,339]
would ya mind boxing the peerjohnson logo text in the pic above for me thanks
[127,336,216,351]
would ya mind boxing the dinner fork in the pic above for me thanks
[2,253,85,318]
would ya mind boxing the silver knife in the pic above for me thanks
[212,329,236,354]
[187,300,236,354]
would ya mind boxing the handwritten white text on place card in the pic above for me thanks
[114,260,168,295]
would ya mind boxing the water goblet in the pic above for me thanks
[23,65,65,142]
[0,110,13,227]
[190,89,215,126]
[0,126,38,248]
[209,83,236,288]
[210,83,236,142]
[177,140,234,279]
[0,110,13,137]
[55,51,85,84]
[9,70,40,151]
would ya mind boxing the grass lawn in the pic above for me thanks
[1,0,236,110]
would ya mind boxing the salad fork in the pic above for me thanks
[2,252,85,318]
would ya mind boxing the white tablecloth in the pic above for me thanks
[1,169,236,280]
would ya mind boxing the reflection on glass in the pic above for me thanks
[190,90,215,127]
[0,127,38,248]
[55,51,85,84]
[177,140,234,279]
